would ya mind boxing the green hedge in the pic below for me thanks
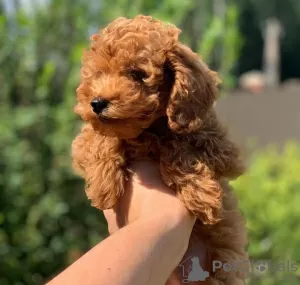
[232,142,300,285]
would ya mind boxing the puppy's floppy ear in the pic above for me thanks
[166,43,220,133]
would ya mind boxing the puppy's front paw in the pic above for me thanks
[85,162,126,210]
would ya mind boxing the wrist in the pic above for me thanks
[140,204,195,250]
[135,207,195,280]
[150,196,196,231]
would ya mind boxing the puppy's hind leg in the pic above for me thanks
[159,142,248,285]
[193,181,249,285]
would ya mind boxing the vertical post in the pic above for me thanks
[263,18,282,88]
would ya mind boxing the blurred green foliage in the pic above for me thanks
[232,142,300,285]
[0,2,109,284]
[199,5,242,88]
[0,0,299,284]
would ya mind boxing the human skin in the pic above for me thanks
[47,161,209,285]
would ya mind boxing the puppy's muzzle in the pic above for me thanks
[91,98,109,114]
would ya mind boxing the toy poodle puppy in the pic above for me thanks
[72,15,248,284]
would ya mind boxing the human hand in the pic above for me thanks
[103,160,194,234]
[103,160,209,285]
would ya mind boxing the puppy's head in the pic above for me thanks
[75,15,220,138]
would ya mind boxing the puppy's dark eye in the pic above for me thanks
[128,69,148,82]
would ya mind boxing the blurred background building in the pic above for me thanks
[1,0,300,284]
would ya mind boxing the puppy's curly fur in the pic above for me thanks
[72,15,248,284]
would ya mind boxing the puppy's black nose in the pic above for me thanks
[90,98,109,114]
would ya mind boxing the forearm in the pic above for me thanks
[47,210,195,285]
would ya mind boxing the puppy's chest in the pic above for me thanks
[124,116,176,162]
[124,133,164,162]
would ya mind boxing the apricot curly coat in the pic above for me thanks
[72,15,248,284]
